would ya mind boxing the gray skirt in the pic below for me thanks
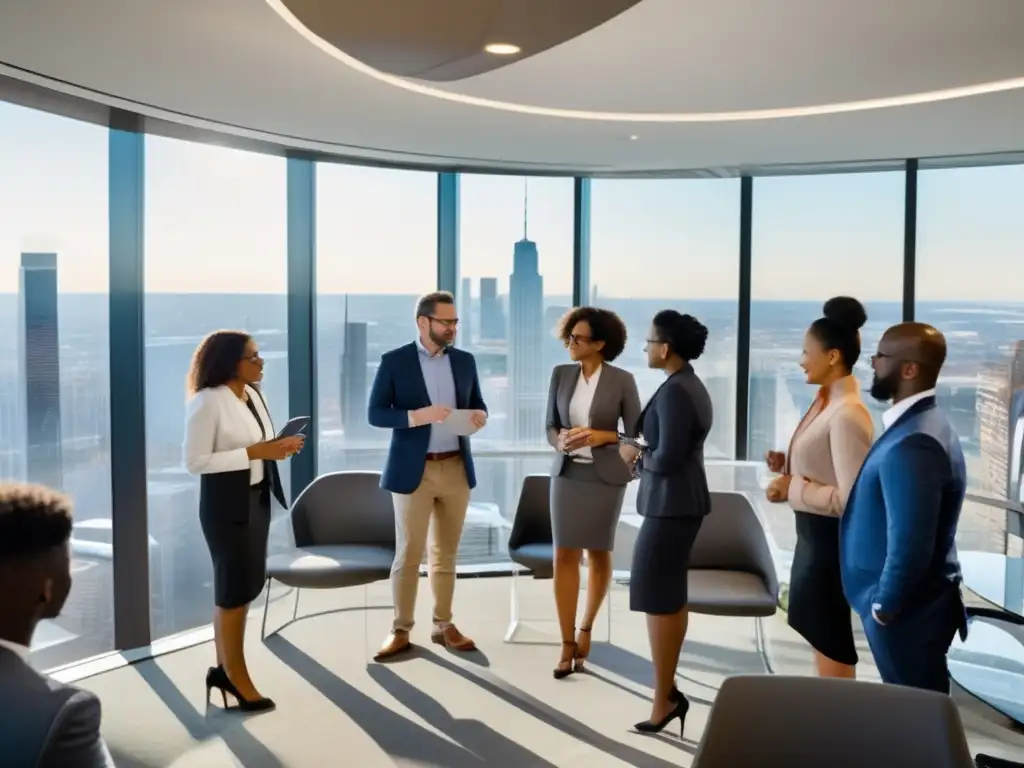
[550,460,626,551]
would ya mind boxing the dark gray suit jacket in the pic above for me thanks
[546,363,642,486]
[636,364,713,519]
[0,646,114,768]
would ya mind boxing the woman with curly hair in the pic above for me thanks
[545,306,641,679]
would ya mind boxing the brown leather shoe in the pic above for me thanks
[373,631,412,661]
[431,624,476,652]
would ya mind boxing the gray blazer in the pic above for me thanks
[0,647,114,768]
[545,363,642,486]
[636,364,713,519]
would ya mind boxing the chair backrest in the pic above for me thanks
[290,471,396,550]
[690,492,779,598]
[507,474,551,551]
[692,675,975,768]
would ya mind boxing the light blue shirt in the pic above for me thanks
[416,338,459,453]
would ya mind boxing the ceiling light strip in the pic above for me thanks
[265,0,1024,123]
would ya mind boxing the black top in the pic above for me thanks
[635,364,713,519]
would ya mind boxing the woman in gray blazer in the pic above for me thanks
[546,307,641,679]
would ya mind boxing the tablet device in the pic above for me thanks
[276,416,310,439]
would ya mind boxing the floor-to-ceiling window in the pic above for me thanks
[313,164,437,475]
[143,136,288,640]
[749,171,905,556]
[0,99,114,666]
[457,174,575,563]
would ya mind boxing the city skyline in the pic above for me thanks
[2,99,1024,300]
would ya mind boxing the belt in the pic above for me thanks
[426,450,461,461]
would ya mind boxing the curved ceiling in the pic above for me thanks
[0,0,1023,174]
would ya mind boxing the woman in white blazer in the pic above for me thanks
[183,330,304,713]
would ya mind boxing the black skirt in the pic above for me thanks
[787,511,858,666]
[200,482,271,609]
[629,515,704,615]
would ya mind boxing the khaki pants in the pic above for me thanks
[390,456,470,632]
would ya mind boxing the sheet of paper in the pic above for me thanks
[443,409,484,436]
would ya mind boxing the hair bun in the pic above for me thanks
[822,296,867,332]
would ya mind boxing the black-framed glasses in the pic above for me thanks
[645,338,666,345]
[242,352,263,364]
[566,334,593,345]
[427,316,459,329]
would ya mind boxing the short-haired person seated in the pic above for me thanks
[0,483,116,767]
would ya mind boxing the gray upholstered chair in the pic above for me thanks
[261,471,396,640]
[688,491,780,671]
[692,675,975,768]
[505,474,554,641]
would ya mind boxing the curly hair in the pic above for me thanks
[556,306,628,362]
[652,310,708,361]
[186,330,251,395]
[0,483,73,561]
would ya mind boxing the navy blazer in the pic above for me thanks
[367,342,487,494]
[635,365,713,519]
[840,396,966,619]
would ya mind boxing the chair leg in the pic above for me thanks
[363,583,370,663]
[260,577,273,641]
[293,587,301,621]
[504,566,521,643]
[755,616,774,674]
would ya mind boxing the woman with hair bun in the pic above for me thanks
[765,296,874,679]
[629,310,713,738]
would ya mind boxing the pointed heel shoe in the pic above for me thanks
[553,641,577,680]
[634,687,689,738]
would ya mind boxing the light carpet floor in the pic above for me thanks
[81,577,1024,767]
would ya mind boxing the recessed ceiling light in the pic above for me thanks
[484,43,520,55]
[629,135,639,140]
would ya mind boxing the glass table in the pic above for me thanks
[948,552,1024,728]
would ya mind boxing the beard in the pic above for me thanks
[869,371,900,402]
[429,327,454,350]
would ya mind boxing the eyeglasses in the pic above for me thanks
[566,334,593,345]
[242,353,263,364]
[427,316,459,329]
[645,338,666,345]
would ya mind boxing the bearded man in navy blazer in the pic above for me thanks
[368,290,488,661]
[840,322,968,693]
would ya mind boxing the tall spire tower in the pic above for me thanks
[508,179,544,442]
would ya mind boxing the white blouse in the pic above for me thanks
[184,384,274,485]
[567,365,601,461]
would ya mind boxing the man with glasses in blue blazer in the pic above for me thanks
[368,290,488,661]
[840,322,968,694]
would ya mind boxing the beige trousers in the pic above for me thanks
[390,456,470,632]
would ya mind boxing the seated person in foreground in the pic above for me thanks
[0,482,115,767]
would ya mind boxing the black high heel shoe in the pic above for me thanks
[553,641,577,680]
[634,687,689,737]
[205,665,276,713]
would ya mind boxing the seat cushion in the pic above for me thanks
[510,543,554,578]
[688,569,778,617]
[267,545,394,589]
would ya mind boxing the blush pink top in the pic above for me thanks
[785,375,874,517]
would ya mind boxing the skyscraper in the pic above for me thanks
[479,276,505,341]
[508,185,545,443]
[340,298,370,440]
[19,252,62,489]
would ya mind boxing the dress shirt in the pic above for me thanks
[0,638,29,661]
[567,365,601,461]
[411,338,459,453]
[184,384,272,485]
[881,388,937,430]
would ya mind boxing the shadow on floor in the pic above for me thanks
[133,661,285,768]
[586,642,716,707]
[368,664,558,766]
[419,650,694,766]
[265,635,490,767]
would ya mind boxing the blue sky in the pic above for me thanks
[1,99,1022,301]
